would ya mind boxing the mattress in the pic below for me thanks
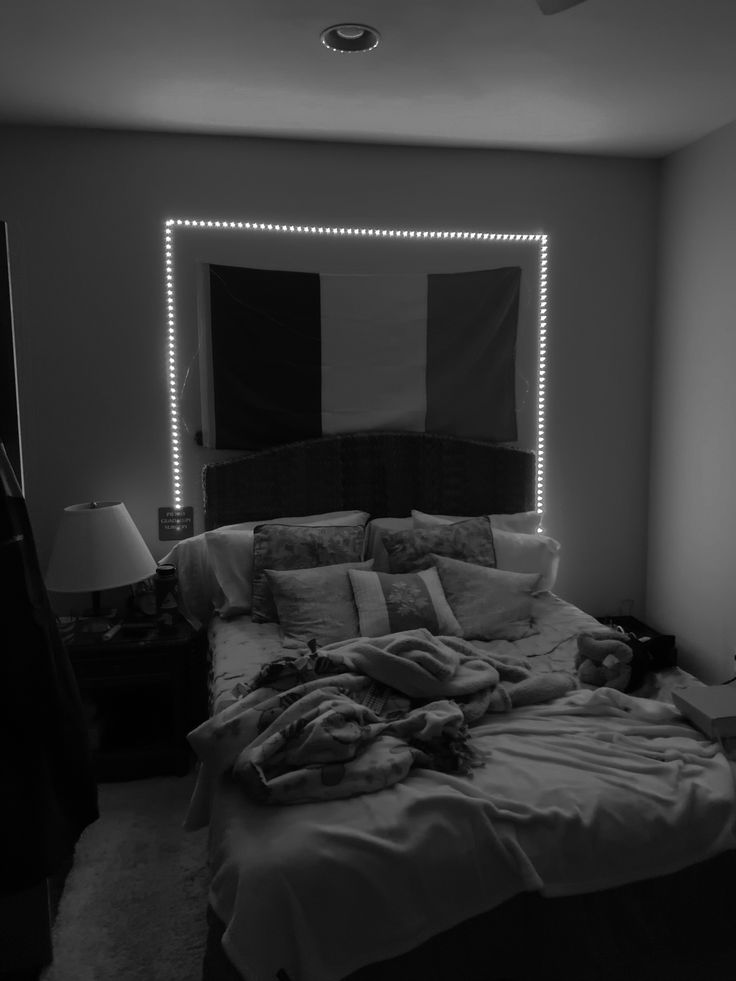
[189,594,736,981]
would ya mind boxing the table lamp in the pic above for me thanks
[46,501,157,629]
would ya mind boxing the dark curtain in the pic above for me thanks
[0,444,98,894]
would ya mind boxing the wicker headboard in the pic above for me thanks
[203,432,535,530]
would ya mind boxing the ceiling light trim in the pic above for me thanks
[321,24,381,53]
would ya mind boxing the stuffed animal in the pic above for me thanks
[576,629,654,693]
[575,629,635,692]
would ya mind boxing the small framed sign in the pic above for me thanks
[158,506,194,541]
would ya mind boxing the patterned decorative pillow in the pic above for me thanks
[381,515,496,574]
[161,509,369,624]
[431,554,541,640]
[265,559,373,647]
[363,516,414,572]
[412,508,542,535]
[252,523,366,622]
[409,510,560,591]
[348,567,462,638]
[209,510,370,618]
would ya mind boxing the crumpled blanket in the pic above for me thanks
[188,629,576,805]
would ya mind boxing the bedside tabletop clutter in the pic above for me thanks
[595,614,677,671]
[65,618,207,781]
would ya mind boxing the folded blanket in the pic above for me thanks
[189,629,577,805]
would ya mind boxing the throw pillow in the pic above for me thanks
[348,567,462,638]
[160,533,222,628]
[381,515,496,574]
[265,559,373,648]
[363,516,414,572]
[205,510,369,619]
[252,523,366,622]
[430,554,541,640]
[492,529,560,592]
[412,508,542,535]
[409,511,559,592]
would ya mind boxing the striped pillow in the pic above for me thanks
[348,567,461,638]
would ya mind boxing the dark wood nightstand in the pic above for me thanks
[595,614,677,670]
[66,618,207,781]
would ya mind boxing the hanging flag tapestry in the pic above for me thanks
[201,263,521,450]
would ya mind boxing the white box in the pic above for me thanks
[672,685,736,739]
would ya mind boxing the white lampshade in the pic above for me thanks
[46,501,157,594]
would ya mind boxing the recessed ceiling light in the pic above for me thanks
[320,23,381,53]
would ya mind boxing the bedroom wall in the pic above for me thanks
[0,125,659,615]
[647,118,736,682]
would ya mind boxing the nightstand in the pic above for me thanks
[66,618,207,781]
[595,614,677,670]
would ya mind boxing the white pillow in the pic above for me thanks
[159,533,224,628]
[491,529,560,592]
[164,510,370,623]
[204,523,260,618]
[412,508,542,535]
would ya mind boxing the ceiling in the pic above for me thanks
[1,0,736,157]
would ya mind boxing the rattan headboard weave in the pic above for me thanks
[203,432,534,530]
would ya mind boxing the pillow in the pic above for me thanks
[348,567,461,638]
[271,510,370,528]
[430,554,541,641]
[492,529,560,592]
[363,516,414,572]
[412,508,542,535]
[203,524,259,618]
[382,515,496,574]
[252,523,367,622]
[159,534,222,628]
[204,510,369,619]
[409,511,560,592]
[265,559,374,648]
[161,510,369,625]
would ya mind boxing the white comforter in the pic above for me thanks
[188,595,736,981]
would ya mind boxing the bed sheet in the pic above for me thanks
[192,594,736,981]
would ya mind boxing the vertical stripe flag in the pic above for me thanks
[203,263,521,450]
[321,273,428,435]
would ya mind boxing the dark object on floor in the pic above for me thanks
[0,445,98,972]
[0,444,98,894]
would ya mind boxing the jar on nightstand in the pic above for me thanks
[154,563,179,616]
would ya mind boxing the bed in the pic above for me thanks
[173,431,736,981]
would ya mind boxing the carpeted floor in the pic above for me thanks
[41,774,209,981]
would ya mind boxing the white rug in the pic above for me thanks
[42,774,209,981]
